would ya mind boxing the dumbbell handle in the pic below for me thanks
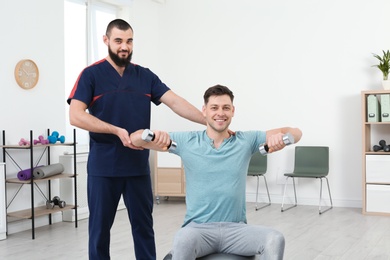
[141,129,177,151]
[259,133,295,155]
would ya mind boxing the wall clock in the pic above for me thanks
[14,59,39,90]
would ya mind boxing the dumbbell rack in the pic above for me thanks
[1,129,78,239]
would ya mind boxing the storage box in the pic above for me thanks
[380,94,390,122]
[367,94,380,122]
[366,155,390,183]
[366,184,390,213]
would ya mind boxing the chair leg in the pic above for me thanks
[263,175,272,205]
[255,175,271,211]
[281,176,297,212]
[254,175,259,210]
[319,177,333,214]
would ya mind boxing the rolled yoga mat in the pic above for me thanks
[33,163,65,179]
[17,166,44,181]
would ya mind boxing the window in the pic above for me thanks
[64,0,117,146]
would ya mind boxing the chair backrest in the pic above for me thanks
[293,146,329,176]
[247,152,267,176]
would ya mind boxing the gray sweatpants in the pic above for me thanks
[171,222,285,260]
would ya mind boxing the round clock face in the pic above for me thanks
[14,59,39,90]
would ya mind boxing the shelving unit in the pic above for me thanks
[153,151,185,204]
[1,129,78,239]
[0,163,5,240]
[361,90,390,216]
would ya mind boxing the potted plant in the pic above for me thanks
[372,50,390,90]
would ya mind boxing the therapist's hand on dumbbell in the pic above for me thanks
[259,133,294,155]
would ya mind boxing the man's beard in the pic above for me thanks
[108,47,132,67]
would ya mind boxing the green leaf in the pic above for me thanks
[372,50,390,80]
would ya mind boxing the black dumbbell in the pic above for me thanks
[259,133,295,155]
[141,129,177,151]
[373,144,383,152]
[46,196,66,209]
[373,140,390,152]
[381,140,390,152]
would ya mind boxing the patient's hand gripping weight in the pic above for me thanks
[259,133,295,155]
[141,129,177,151]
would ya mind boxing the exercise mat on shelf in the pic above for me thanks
[17,166,44,181]
[33,163,65,179]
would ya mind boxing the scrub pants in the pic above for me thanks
[171,222,285,260]
[88,174,155,260]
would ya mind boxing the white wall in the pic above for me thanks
[0,0,389,231]
[0,0,66,233]
[0,0,66,140]
[129,0,390,208]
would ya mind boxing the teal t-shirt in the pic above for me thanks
[169,130,266,227]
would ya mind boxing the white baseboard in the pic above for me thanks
[7,212,63,235]
[245,192,362,208]
[63,207,89,222]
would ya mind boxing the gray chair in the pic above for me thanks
[247,152,271,210]
[281,146,333,214]
[163,252,259,259]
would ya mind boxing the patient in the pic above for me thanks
[131,85,302,259]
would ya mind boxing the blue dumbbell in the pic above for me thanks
[48,131,65,144]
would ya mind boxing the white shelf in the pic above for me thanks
[361,91,390,216]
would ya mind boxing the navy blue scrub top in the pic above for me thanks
[68,59,170,177]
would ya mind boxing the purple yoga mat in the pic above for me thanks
[17,166,43,180]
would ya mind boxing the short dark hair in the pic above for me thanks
[106,19,133,38]
[203,84,234,104]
